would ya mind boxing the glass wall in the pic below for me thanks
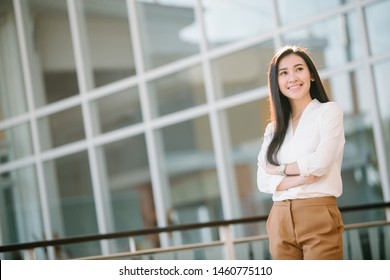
[136,0,200,69]
[30,0,78,107]
[0,0,389,259]
[367,0,390,188]
[148,65,206,117]
[200,0,273,48]
[210,41,274,99]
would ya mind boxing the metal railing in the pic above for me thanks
[1,202,390,260]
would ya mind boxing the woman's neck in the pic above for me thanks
[290,97,313,120]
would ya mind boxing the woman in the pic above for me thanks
[257,45,345,260]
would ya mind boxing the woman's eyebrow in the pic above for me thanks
[278,63,304,72]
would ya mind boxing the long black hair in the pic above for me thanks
[266,45,329,165]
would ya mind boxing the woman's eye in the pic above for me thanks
[279,71,287,76]
[296,67,304,72]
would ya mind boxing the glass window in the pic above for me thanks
[0,123,33,161]
[147,65,206,117]
[221,99,271,222]
[324,70,385,223]
[198,0,273,48]
[0,166,43,259]
[210,41,274,99]
[37,106,85,151]
[373,60,390,177]
[365,0,390,55]
[158,116,221,244]
[90,87,142,135]
[277,0,353,26]
[82,0,136,88]
[44,151,99,258]
[22,0,79,107]
[136,0,200,69]
[282,13,362,70]
[96,134,155,252]
[0,0,28,118]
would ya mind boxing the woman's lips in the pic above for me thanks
[287,84,302,90]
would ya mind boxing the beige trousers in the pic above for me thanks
[266,196,344,260]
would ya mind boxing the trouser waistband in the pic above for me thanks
[274,196,337,207]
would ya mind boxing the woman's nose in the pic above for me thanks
[288,74,298,83]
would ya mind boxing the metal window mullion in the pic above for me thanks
[214,87,268,112]
[144,55,202,82]
[369,50,390,64]
[67,0,112,255]
[151,104,208,129]
[34,95,81,119]
[195,0,239,220]
[13,0,54,259]
[356,2,390,206]
[0,157,35,174]
[126,0,170,247]
[270,0,282,48]
[86,75,139,101]
[0,113,30,131]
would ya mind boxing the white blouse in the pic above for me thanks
[257,99,345,201]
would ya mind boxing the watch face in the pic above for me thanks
[278,165,286,175]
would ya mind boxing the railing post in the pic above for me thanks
[384,226,390,259]
[129,237,136,253]
[23,249,37,260]
[219,225,236,260]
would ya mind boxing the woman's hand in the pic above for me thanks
[266,162,301,176]
[276,175,322,191]
[265,163,281,175]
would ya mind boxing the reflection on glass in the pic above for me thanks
[136,0,200,69]
[90,87,142,135]
[0,123,33,161]
[324,71,384,223]
[0,0,28,118]
[199,0,273,48]
[24,0,79,107]
[38,106,85,151]
[96,134,156,251]
[211,42,274,99]
[282,13,361,70]
[0,166,43,259]
[235,241,271,260]
[365,0,390,55]
[159,116,221,245]
[44,151,99,258]
[222,99,270,221]
[277,0,353,25]
[82,0,136,88]
[221,98,272,240]
[148,65,205,117]
[373,60,390,178]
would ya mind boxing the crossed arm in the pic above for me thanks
[258,103,344,194]
[265,162,321,191]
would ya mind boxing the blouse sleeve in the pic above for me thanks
[257,123,285,194]
[297,102,345,177]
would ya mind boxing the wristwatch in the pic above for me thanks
[278,164,286,176]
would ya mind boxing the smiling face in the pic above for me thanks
[277,53,313,102]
